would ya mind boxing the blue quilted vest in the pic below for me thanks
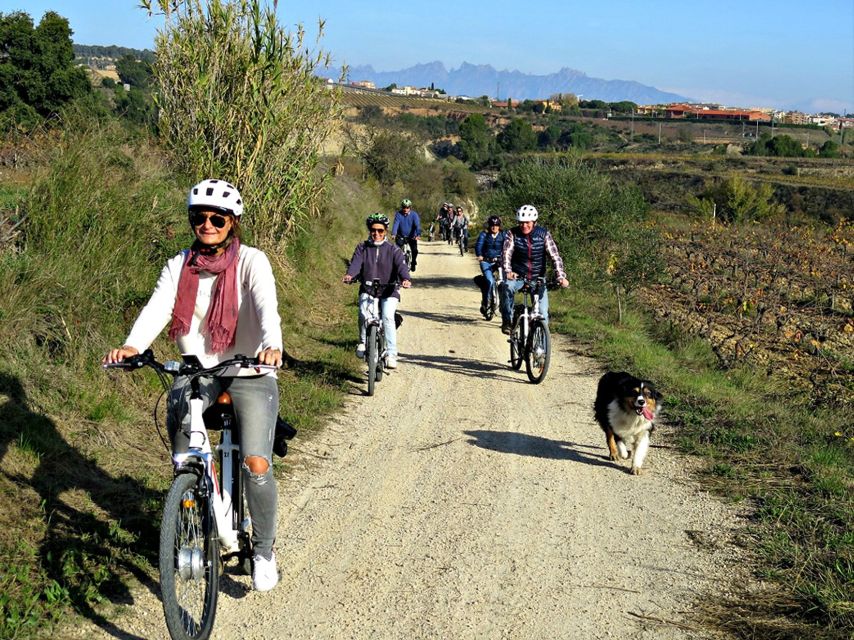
[510,225,548,279]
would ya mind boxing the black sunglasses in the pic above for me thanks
[369,227,386,234]
[190,211,229,228]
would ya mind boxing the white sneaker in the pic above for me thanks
[252,553,279,592]
[355,343,366,358]
[386,356,398,369]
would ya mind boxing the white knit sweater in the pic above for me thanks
[125,245,283,376]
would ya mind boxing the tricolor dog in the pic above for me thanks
[593,371,662,475]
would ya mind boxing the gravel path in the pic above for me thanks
[66,240,746,640]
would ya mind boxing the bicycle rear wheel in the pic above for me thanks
[160,472,220,640]
[366,324,378,396]
[525,320,551,384]
[509,317,525,370]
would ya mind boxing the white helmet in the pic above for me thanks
[187,179,244,217]
[516,204,538,222]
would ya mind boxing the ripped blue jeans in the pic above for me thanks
[167,374,279,559]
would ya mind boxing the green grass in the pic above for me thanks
[0,118,375,637]
[550,287,853,638]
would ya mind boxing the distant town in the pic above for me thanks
[336,79,854,130]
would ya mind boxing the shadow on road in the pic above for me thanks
[403,353,525,384]
[407,274,476,291]
[463,429,621,468]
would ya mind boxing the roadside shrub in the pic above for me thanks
[143,0,342,244]
[484,156,658,320]
[699,176,785,224]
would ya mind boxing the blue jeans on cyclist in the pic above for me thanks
[358,294,399,358]
[501,278,549,325]
[167,374,279,559]
[479,261,498,308]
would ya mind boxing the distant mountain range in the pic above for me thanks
[335,61,692,105]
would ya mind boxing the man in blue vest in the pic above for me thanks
[391,198,422,272]
[499,204,569,334]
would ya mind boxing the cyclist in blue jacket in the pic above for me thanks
[391,198,422,272]
[475,215,506,317]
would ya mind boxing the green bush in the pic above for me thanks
[484,156,658,320]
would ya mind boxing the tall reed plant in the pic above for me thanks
[142,0,343,246]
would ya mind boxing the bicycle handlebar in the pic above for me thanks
[103,349,277,377]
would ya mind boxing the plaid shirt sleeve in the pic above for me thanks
[544,231,566,281]
[501,230,515,274]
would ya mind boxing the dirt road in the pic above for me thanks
[70,240,744,640]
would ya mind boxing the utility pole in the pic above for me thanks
[658,121,662,144]
[630,109,634,141]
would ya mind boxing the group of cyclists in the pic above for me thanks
[102,180,568,597]
[436,201,471,250]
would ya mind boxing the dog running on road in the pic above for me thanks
[593,371,662,475]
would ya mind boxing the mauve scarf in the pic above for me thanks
[169,239,240,353]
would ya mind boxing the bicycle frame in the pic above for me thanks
[363,280,387,365]
[515,277,546,336]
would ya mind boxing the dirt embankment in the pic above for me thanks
[66,240,747,640]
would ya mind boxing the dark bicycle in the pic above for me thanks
[483,259,503,321]
[508,277,551,384]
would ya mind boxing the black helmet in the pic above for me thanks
[487,215,501,227]
[365,213,389,228]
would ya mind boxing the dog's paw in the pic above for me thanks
[630,466,644,476]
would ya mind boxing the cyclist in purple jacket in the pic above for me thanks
[343,213,412,369]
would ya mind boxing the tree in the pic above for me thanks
[819,140,840,158]
[458,113,495,167]
[115,54,152,88]
[0,10,90,126]
[497,117,536,153]
[142,0,341,243]
[609,100,637,114]
[538,124,561,150]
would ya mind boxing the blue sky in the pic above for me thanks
[6,0,854,112]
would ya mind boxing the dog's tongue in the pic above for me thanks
[642,407,654,421]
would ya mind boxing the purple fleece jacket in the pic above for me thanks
[346,239,411,299]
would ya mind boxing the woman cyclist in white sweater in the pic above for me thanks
[103,179,283,592]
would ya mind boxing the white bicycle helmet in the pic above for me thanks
[187,179,244,217]
[516,204,538,222]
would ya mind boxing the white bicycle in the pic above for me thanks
[104,350,278,640]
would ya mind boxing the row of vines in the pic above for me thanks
[640,218,853,406]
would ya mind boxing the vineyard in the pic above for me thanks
[640,218,854,407]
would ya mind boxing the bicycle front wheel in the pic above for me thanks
[525,320,551,384]
[484,285,496,321]
[366,324,378,396]
[509,318,525,370]
[160,472,220,640]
